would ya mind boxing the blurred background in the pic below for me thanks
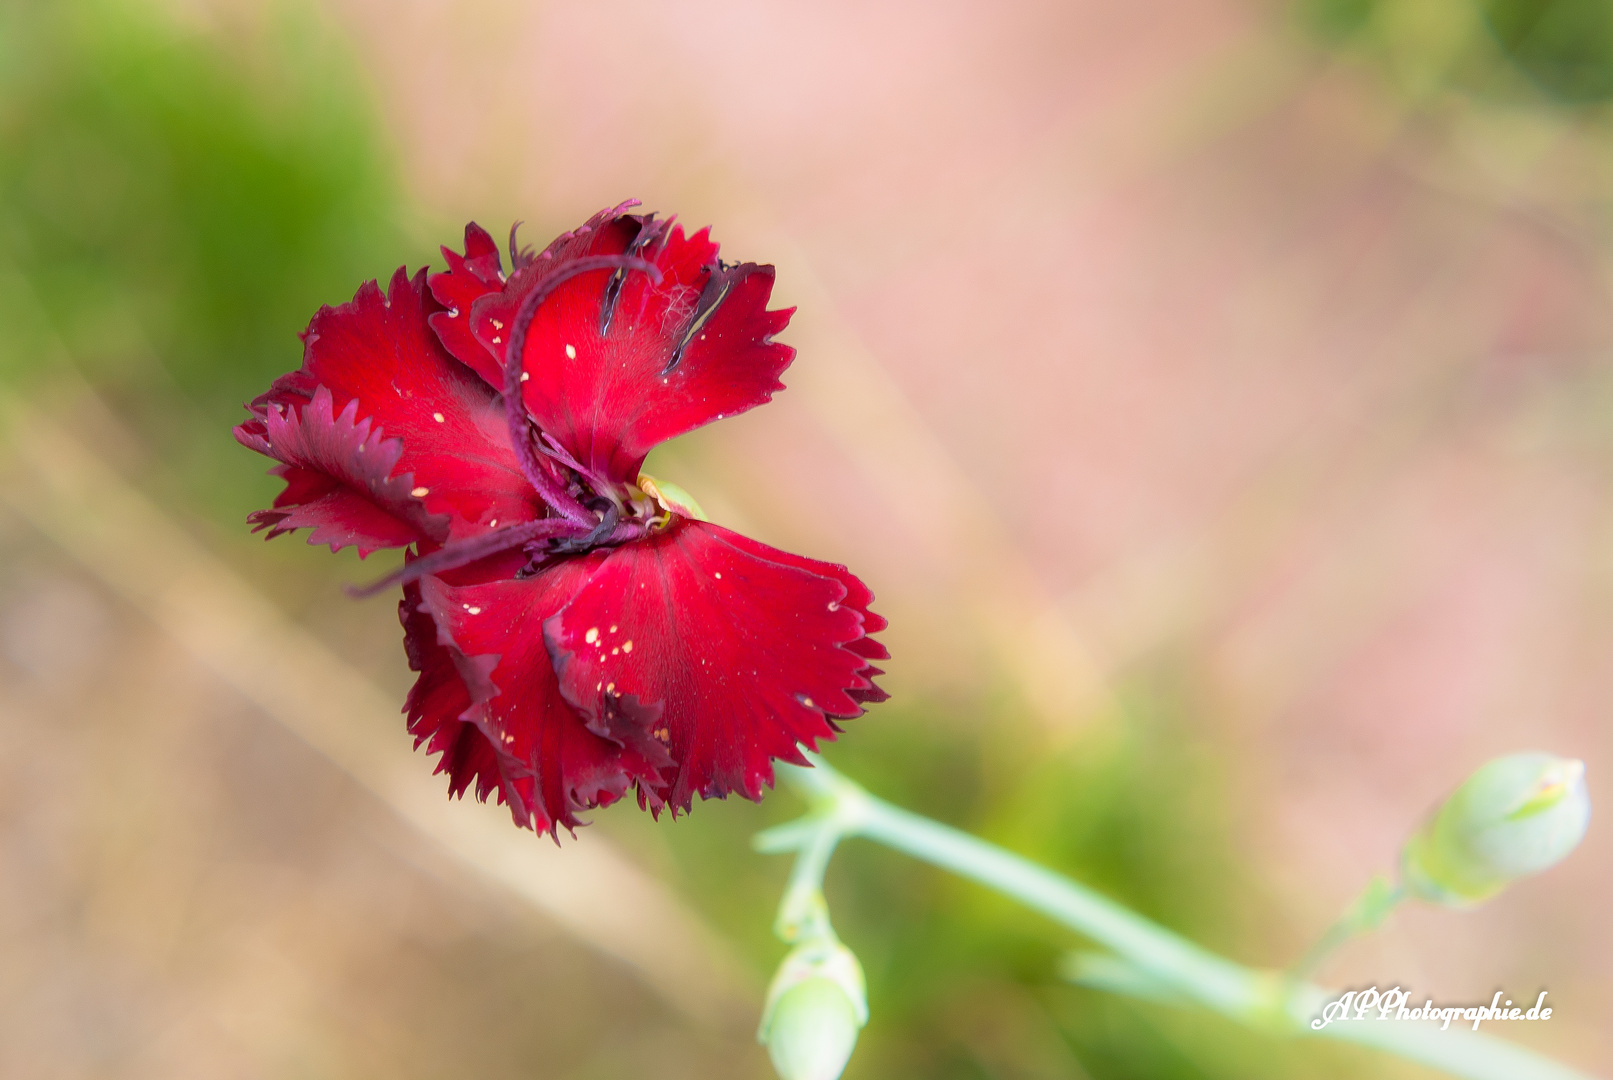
[1,0,1610,1076]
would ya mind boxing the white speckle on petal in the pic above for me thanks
[492,335,502,344]
[714,571,722,579]
[622,640,633,653]
[411,486,430,497]
[565,344,577,359]
[433,412,445,423]
[492,318,504,330]
[520,372,530,382]
[467,606,482,615]
[584,627,599,644]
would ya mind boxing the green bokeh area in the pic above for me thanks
[1296,0,1613,104]
[0,0,404,523]
[1485,0,1613,102]
[632,673,1405,1080]
[0,5,1469,1080]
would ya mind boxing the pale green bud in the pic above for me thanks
[763,978,860,1080]
[1402,753,1590,907]
[759,939,867,1080]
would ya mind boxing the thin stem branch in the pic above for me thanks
[1288,876,1406,983]
[859,788,1271,1016]
[773,821,841,944]
[763,754,1599,1080]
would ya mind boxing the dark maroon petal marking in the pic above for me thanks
[236,385,448,555]
[845,674,889,706]
[418,557,672,836]
[599,215,670,337]
[543,518,879,812]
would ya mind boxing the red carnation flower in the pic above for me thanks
[235,202,887,836]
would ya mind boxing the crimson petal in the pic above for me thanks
[543,518,884,812]
[427,206,645,394]
[238,267,542,541]
[416,557,673,836]
[426,222,507,388]
[717,531,891,660]
[457,209,796,484]
[237,385,447,555]
[714,530,892,705]
[401,581,508,808]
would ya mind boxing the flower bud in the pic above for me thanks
[759,939,867,1080]
[762,978,861,1080]
[1401,753,1591,907]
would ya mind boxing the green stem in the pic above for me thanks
[761,754,1601,1080]
[773,820,842,944]
[1288,875,1406,983]
[863,784,1270,1019]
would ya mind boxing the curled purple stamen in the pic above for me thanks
[501,253,662,522]
[346,517,586,598]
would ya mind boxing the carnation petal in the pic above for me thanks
[401,581,516,813]
[462,209,796,484]
[241,267,542,541]
[544,519,882,812]
[427,222,507,388]
[416,559,672,836]
[716,531,891,661]
[237,385,447,555]
[705,530,891,705]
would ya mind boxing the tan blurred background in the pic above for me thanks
[1,0,1610,1077]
